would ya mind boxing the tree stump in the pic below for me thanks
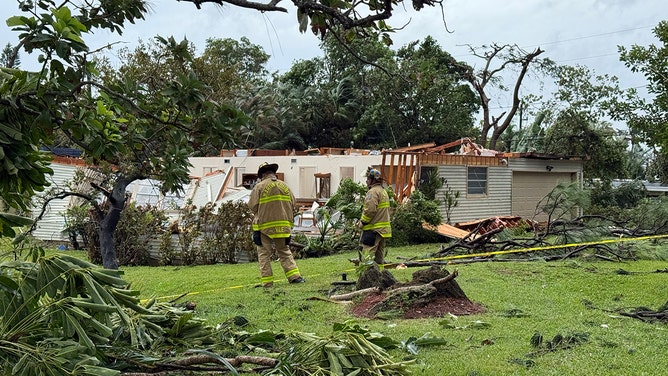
[356,263,398,290]
[366,265,470,317]
[369,284,437,316]
[411,266,468,299]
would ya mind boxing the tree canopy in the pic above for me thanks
[618,20,668,182]
[1,2,248,267]
[273,34,479,149]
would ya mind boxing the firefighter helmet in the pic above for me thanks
[365,167,381,180]
[257,162,279,176]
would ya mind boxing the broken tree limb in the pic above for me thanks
[329,287,381,301]
[120,354,279,375]
[619,310,668,323]
[306,296,354,304]
[171,354,278,367]
[383,261,451,269]
[427,268,458,286]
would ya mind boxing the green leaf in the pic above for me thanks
[72,365,120,376]
[65,313,96,348]
[327,350,343,375]
[244,331,278,345]
[0,212,34,226]
[0,275,20,294]
[1,222,17,237]
[5,16,28,27]
[0,123,24,140]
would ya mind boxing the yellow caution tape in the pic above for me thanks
[416,233,668,263]
[144,234,667,303]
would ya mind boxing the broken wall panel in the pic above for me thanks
[382,152,419,202]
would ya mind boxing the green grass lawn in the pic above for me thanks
[53,244,668,375]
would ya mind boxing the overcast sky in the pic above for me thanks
[1,0,664,108]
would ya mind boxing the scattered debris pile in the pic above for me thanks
[424,211,666,262]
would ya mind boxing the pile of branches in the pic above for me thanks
[424,183,668,264]
[430,214,664,263]
[0,254,414,375]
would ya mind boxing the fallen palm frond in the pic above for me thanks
[271,320,414,376]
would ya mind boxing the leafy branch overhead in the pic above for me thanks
[181,0,443,42]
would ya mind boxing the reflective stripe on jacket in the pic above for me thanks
[249,175,296,238]
[360,183,392,238]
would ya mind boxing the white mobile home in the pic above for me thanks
[29,157,83,243]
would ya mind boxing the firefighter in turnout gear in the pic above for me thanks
[249,162,305,288]
[358,167,392,265]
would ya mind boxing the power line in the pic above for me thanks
[556,53,619,63]
[521,25,656,49]
[455,24,657,63]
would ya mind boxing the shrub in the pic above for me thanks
[627,197,668,234]
[590,180,647,209]
[86,203,168,266]
[157,203,201,266]
[389,190,444,246]
[158,202,256,266]
[61,203,91,250]
[325,177,367,224]
[198,201,256,264]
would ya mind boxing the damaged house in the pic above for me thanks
[30,140,582,243]
[191,139,583,226]
[380,139,583,224]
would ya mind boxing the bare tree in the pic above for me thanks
[456,44,547,149]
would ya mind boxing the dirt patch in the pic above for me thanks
[350,292,486,319]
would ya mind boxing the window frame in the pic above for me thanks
[467,166,488,196]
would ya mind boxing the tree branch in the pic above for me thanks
[28,190,101,235]
[179,0,287,12]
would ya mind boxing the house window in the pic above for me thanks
[340,167,354,181]
[467,166,487,195]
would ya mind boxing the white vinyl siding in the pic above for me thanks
[30,163,79,242]
[437,165,512,224]
[512,171,576,220]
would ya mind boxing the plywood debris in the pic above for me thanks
[455,216,528,235]
[422,223,476,239]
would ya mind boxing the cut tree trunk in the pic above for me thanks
[356,263,398,290]
[368,267,466,315]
